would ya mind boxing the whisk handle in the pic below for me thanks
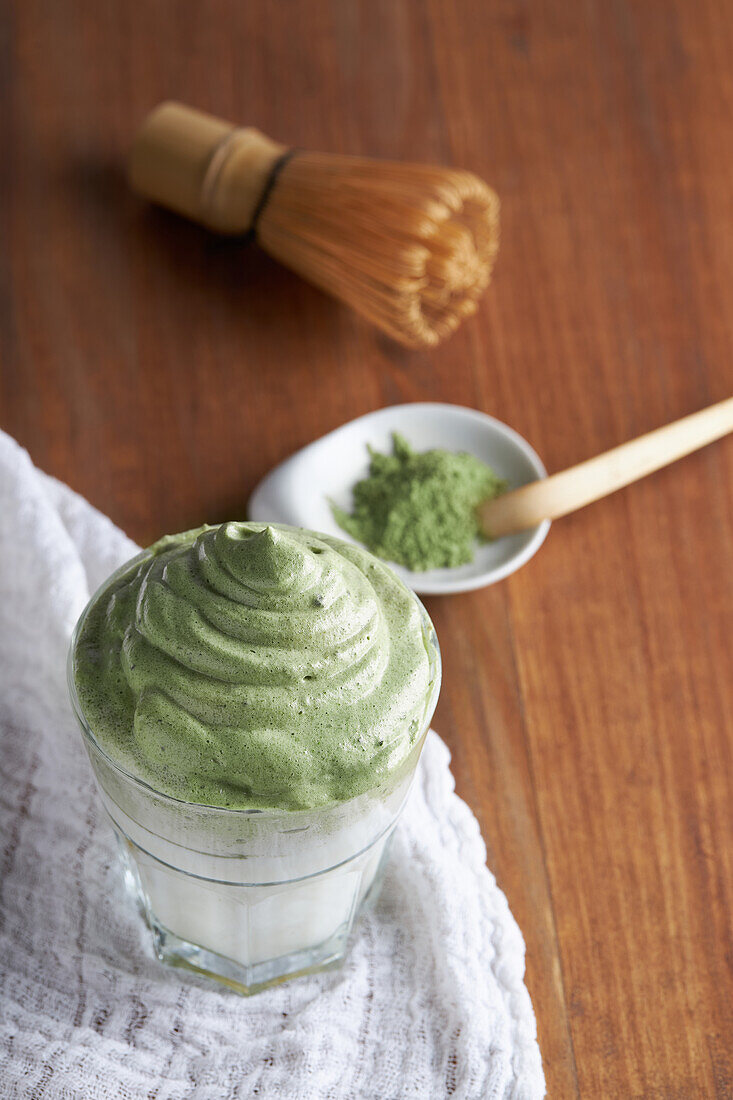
[129,102,287,234]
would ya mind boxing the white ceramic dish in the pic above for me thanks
[248,403,550,594]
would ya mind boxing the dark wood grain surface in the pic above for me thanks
[2,2,732,1095]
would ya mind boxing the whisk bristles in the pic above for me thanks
[258,154,499,347]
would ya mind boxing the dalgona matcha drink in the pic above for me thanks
[69,522,441,994]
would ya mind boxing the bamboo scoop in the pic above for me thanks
[128,102,500,348]
[479,397,733,538]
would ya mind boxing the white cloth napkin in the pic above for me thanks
[0,430,544,1100]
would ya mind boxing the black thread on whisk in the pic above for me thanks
[245,148,298,242]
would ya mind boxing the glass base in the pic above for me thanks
[151,917,349,995]
[115,826,393,994]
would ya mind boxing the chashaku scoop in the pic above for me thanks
[129,101,500,347]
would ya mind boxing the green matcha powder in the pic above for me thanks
[331,433,506,572]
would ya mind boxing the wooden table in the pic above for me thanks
[2,2,732,1095]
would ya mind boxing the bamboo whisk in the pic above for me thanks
[129,102,500,347]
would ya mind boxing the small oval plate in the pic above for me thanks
[248,403,550,594]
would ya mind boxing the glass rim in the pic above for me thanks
[67,544,442,819]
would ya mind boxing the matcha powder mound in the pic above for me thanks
[331,433,506,572]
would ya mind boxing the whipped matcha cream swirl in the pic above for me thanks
[72,523,435,810]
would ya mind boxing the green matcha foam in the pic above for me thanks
[72,522,435,811]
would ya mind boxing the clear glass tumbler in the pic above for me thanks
[68,569,441,995]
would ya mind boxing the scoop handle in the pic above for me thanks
[479,396,733,538]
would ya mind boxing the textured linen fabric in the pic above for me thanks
[0,430,545,1100]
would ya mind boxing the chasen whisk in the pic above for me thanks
[129,102,500,347]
